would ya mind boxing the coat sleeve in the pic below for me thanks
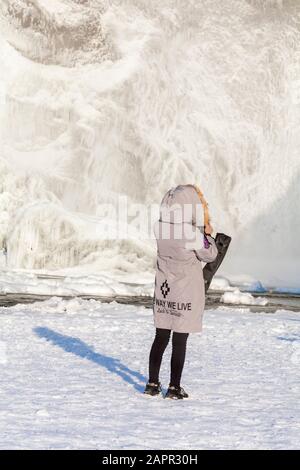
[194,233,218,263]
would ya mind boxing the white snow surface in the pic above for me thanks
[0,268,154,296]
[0,1,300,289]
[0,297,299,450]
[0,268,268,297]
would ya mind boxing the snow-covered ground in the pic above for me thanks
[2,268,298,300]
[0,297,299,450]
[0,268,155,297]
[0,268,252,298]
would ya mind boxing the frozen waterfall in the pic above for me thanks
[0,0,299,288]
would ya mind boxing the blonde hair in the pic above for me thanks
[193,185,210,227]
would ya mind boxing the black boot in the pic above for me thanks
[144,382,162,396]
[165,386,189,399]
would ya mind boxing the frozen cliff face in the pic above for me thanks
[0,0,299,286]
[0,0,115,66]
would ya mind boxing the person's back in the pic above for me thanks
[154,220,202,264]
[145,184,218,399]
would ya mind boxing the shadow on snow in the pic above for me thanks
[34,326,146,393]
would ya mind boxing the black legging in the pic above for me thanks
[148,328,189,388]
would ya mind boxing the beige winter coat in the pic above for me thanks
[153,185,218,333]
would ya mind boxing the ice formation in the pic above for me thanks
[0,0,299,287]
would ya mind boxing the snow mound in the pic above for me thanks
[209,276,232,291]
[221,289,268,306]
[0,269,154,296]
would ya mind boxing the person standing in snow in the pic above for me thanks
[144,184,218,399]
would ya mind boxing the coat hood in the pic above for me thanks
[159,184,204,227]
